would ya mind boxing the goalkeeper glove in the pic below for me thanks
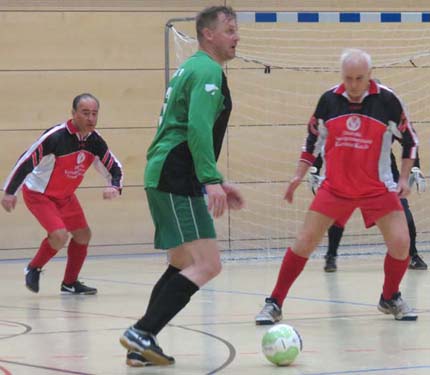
[408,167,426,193]
[307,166,323,195]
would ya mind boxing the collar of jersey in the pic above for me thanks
[333,79,380,102]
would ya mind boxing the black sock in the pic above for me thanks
[135,273,199,335]
[146,265,180,311]
[327,225,344,257]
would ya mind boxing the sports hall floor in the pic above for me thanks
[0,251,429,375]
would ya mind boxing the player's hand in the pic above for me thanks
[102,187,120,200]
[1,194,17,212]
[408,167,426,193]
[307,166,322,196]
[222,182,245,210]
[284,176,301,203]
[206,184,227,218]
[397,177,411,198]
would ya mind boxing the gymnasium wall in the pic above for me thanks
[0,1,428,260]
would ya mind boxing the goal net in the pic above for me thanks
[166,12,430,260]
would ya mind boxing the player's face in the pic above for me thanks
[72,98,99,136]
[210,13,240,63]
[342,61,371,103]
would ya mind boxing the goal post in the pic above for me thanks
[164,11,430,259]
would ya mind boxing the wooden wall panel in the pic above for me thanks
[1,3,429,259]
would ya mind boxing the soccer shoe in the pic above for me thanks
[255,297,283,325]
[120,326,175,366]
[126,351,153,367]
[409,254,428,270]
[377,292,418,321]
[24,265,42,293]
[61,280,97,295]
[324,255,337,272]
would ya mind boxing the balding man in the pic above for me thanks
[2,93,123,295]
[255,48,418,324]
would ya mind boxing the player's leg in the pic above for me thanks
[255,210,334,325]
[324,224,344,272]
[60,194,96,295]
[401,198,427,270]
[363,193,417,321]
[120,189,217,365]
[22,186,68,293]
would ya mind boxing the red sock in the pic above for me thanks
[382,253,410,300]
[271,247,308,307]
[29,238,58,268]
[63,239,88,285]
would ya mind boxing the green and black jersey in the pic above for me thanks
[144,50,232,196]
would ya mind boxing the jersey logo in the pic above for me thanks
[77,152,86,164]
[205,84,219,95]
[346,115,361,131]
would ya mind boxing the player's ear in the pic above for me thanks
[202,26,214,41]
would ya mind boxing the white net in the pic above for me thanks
[168,15,430,259]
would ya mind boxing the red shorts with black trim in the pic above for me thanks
[22,185,88,233]
[310,187,403,229]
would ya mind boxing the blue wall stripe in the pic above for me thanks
[340,12,360,23]
[298,12,319,22]
[255,12,277,22]
[380,12,402,22]
[238,11,430,23]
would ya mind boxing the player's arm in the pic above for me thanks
[187,65,224,187]
[392,96,418,197]
[93,136,123,199]
[285,96,327,203]
[2,131,55,212]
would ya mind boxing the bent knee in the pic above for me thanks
[201,259,222,280]
[48,229,69,249]
[72,227,91,244]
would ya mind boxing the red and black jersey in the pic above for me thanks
[301,79,418,198]
[3,120,123,199]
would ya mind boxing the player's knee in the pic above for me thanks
[387,234,410,257]
[295,232,318,255]
[72,227,91,244]
[48,229,69,249]
[200,258,222,280]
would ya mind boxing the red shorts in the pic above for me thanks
[22,185,88,233]
[310,187,403,229]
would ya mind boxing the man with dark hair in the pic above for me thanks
[120,5,243,367]
[1,93,123,295]
[255,48,418,325]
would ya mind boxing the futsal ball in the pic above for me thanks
[261,324,303,366]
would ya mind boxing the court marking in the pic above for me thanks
[0,359,94,375]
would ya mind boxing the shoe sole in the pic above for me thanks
[120,336,173,366]
[255,320,276,325]
[60,291,98,295]
[126,358,152,367]
[255,317,282,325]
[324,268,337,273]
[25,285,39,293]
[377,305,418,321]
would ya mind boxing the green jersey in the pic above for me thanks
[144,50,232,196]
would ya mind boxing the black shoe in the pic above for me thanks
[126,351,153,367]
[24,265,42,293]
[61,280,97,295]
[120,326,175,366]
[324,255,337,272]
[409,254,428,270]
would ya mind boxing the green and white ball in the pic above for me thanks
[262,324,303,366]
